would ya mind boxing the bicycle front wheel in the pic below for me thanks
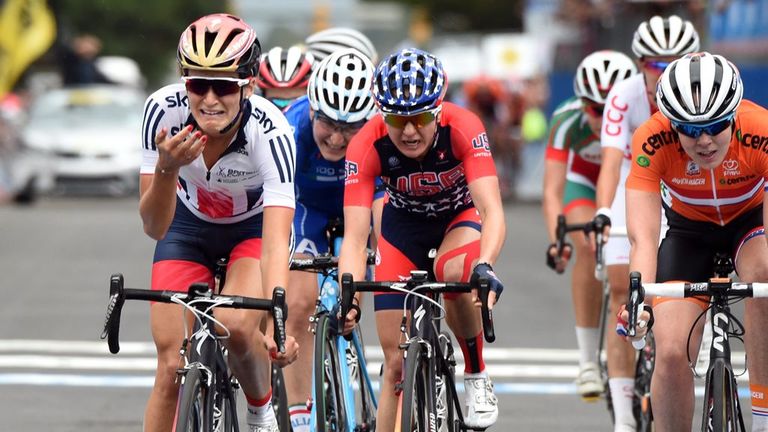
[702,358,740,432]
[271,365,291,432]
[634,330,655,432]
[175,367,208,432]
[314,313,346,432]
[400,343,431,432]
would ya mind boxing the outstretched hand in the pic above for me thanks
[154,125,207,173]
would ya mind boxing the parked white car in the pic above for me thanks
[21,85,145,195]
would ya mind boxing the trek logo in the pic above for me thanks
[739,129,768,153]
[712,312,729,353]
[471,132,491,152]
[603,94,628,137]
[640,130,679,156]
[165,92,188,108]
[394,165,464,196]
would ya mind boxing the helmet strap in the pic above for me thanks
[218,88,247,135]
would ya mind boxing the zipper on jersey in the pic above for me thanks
[708,169,725,226]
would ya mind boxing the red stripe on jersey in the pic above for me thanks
[545,146,569,162]
[197,188,234,218]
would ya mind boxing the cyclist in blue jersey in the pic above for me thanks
[139,14,298,432]
[280,48,379,432]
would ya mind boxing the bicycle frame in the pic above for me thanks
[300,229,378,432]
[627,273,768,432]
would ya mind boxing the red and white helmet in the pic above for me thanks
[256,46,314,90]
[177,14,261,77]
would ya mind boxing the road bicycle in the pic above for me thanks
[626,254,768,432]
[289,218,378,432]
[554,215,654,431]
[101,273,288,432]
[339,269,495,431]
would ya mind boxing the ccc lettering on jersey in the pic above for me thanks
[603,94,628,137]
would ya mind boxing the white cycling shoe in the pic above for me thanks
[248,419,279,432]
[247,403,279,432]
[463,374,499,430]
[575,362,604,400]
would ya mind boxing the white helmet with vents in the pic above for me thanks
[632,15,700,58]
[307,48,376,123]
[656,52,743,123]
[305,27,378,64]
[574,50,637,104]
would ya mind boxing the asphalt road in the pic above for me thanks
[0,196,751,431]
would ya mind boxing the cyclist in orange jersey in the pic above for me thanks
[623,52,768,431]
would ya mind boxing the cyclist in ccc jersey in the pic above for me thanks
[280,48,379,432]
[590,15,700,431]
[622,52,768,431]
[542,50,636,407]
[339,48,505,431]
[139,14,297,432]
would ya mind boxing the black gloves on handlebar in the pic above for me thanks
[471,263,504,300]
[592,208,612,232]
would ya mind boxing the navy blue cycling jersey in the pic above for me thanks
[283,96,345,215]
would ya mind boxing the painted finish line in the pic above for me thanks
[0,339,749,396]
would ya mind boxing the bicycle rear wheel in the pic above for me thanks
[271,364,291,432]
[702,358,740,432]
[633,330,655,432]
[314,313,346,432]
[400,343,431,432]
[175,367,209,432]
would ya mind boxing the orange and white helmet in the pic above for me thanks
[177,14,261,77]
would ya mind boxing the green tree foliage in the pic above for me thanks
[365,0,523,33]
[50,0,232,86]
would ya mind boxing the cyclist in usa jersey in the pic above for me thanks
[590,15,700,431]
[280,48,378,432]
[139,14,297,432]
[338,48,505,430]
[623,52,768,431]
[542,50,636,403]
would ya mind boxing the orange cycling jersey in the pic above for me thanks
[627,100,768,226]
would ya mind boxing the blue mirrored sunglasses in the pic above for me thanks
[671,115,734,139]
[644,60,671,72]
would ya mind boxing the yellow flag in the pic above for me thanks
[0,0,56,96]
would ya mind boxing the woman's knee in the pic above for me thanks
[217,309,263,348]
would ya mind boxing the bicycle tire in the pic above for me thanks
[175,367,208,432]
[703,359,739,432]
[400,342,431,432]
[271,364,291,432]
[435,332,458,432]
[349,325,377,431]
[314,313,347,432]
[633,330,655,432]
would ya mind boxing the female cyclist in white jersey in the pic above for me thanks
[139,14,298,432]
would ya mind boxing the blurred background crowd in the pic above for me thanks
[0,0,766,205]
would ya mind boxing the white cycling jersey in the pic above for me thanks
[600,73,651,265]
[140,83,296,224]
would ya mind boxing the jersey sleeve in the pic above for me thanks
[344,122,381,208]
[255,104,297,209]
[449,108,498,183]
[625,121,665,193]
[140,86,188,175]
[600,84,633,153]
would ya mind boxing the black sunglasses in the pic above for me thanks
[182,77,250,97]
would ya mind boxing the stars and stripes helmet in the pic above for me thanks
[373,48,446,115]
[177,14,261,78]
[256,45,314,90]
[632,15,700,59]
[574,50,637,104]
[307,48,376,123]
[656,52,743,123]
